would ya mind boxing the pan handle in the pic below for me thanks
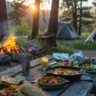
[80,69,95,78]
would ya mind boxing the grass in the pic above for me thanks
[56,39,96,51]
[81,32,91,38]
[56,40,74,55]
[16,38,28,47]
[56,32,96,50]
[15,32,96,56]
[73,42,96,50]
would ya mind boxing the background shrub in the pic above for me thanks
[13,22,31,36]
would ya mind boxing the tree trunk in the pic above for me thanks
[31,0,40,39]
[0,0,8,40]
[47,0,59,47]
[78,0,83,36]
[73,0,77,32]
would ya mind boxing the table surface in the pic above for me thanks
[0,55,96,96]
[29,55,96,96]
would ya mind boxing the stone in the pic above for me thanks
[0,54,12,64]
[12,52,34,62]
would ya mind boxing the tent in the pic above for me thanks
[85,29,96,42]
[56,21,80,39]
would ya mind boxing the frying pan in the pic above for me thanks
[80,64,96,74]
[37,76,69,90]
[44,66,95,81]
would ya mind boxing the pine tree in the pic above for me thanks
[31,0,50,39]
[8,0,28,25]
[47,0,59,46]
[78,0,93,35]
[0,0,8,39]
[60,0,73,21]
[92,0,96,28]
[93,0,96,6]
[60,0,93,35]
[31,0,40,39]
[60,0,78,31]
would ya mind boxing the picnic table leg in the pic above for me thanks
[90,85,96,96]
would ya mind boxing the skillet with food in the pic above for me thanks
[37,76,68,90]
[44,66,95,81]
[80,64,96,74]
[50,62,79,68]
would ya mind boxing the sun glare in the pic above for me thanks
[25,2,51,10]
[30,4,51,10]
[40,4,51,10]
[31,5,36,10]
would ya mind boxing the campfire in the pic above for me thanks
[0,36,32,65]
[0,36,22,55]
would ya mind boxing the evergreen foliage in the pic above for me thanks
[13,22,31,36]
[93,0,96,6]
[8,0,29,25]
[60,0,93,35]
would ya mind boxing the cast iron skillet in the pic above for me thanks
[44,66,95,81]
[80,64,96,74]
[37,76,69,90]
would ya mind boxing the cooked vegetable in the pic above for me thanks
[9,85,19,89]
[51,62,79,68]
[0,85,19,96]
[49,68,79,75]
[81,64,96,72]
[0,92,7,96]
[38,76,65,84]
[5,90,15,95]
[51,62,72,67]
[8,93,17,96]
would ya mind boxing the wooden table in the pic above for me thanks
[29,55,96,96]
[0,55,96,96]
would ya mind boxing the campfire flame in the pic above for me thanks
[0,36,22,55]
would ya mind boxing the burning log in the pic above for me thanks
[0,36,22,55]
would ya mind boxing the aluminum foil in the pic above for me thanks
[53,52,86,64]
[69,52,86,64]
[53,53,69,61]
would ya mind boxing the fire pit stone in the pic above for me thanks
[12,52,34,62]
[0,54,11,64]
